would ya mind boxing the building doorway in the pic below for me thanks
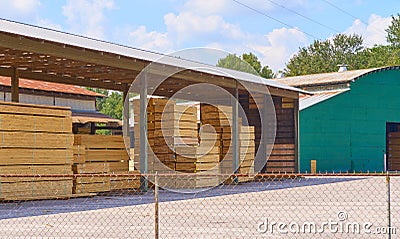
[386,122,400,171]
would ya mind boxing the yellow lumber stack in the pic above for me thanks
[0,102,73,200]
[200,104,233,172]
[238,126,255,182]
[73,135,139,193]
[133,98,199,174]
[200,104,255,182]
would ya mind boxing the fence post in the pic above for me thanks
[154,173,159,239]
[386,171,391,239]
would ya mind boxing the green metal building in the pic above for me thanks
[278,66,400,172]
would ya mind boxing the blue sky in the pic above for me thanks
[0,0,399,72]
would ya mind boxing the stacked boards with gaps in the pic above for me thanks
[73,135,139,194]
[200,104,255,182]
[0,102,74,200]
[133,98,223,188]
[133,98,199,174]
[265,97,296,173]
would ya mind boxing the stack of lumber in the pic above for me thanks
[174,145,219,173]
[133,98,199,174]
[174,143,220,188]
[200,104,232,161]
[73,135,139,193]
[238,126,255,182]
[0,102,74,200]
[200,104,256,182]
[266,144,296,173]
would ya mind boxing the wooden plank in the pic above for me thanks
[1,180,73,198]
[0,165,73,174]
[108,161,129,172]
[0,114,72,133]
[72,163,109,174]
[74,135,126,149]
[0,132,73,148]
[0,148,73,165]
[85,149,129,162]
[0,101,71,117]
[267,161,296,167]
[73,181,111,194]
[0,176,72,183]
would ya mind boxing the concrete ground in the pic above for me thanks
[0,176,398,238]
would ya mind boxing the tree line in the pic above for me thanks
[218,14,400,77]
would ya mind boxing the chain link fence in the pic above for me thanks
[0,173,398,238]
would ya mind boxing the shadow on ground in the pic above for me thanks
[0,177,362,220]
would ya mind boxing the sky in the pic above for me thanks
[0,0,399,72]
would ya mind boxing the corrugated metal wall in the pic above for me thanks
[3,92,95,111]
[299,69,400,172]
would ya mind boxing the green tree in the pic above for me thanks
[100,91,123,120]
[86,88,123,120]
[285,34,365,76]
[361,45,400,68]
[86,87,109,112]
[386,14,400,47]
[217,52,275,78]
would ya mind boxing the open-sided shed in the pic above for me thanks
[0,19,305,175]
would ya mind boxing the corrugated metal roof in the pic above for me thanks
[0,19,307,94]
[0,76,104,97]
[276,66,400,87]
[299,90,349,110]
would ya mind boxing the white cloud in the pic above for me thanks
[164,11,244,44]
[345,14,391,47]
[62,0,114,39]
[250,28,308,71]
[129,26,173,53]
[0,0,40,16]
[126,0,310,72]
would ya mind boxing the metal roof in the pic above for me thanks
[276,66,400,87]
[299,90,348,110]
[0,19,307,94]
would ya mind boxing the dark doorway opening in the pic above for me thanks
[386,122,400,171]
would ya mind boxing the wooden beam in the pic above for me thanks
[267,86,299,99]
[11,67,19,102]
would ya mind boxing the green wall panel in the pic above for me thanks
[299,69,400,172]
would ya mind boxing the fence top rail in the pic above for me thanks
[0,172,399,177]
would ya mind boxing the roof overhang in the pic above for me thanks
[72,110,121,125]
[0,19,306,99]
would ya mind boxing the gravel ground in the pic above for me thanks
[0,176,397,238]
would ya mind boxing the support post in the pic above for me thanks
[232,82,239,182]
[294,98,299,173]
[123,85,130,138]
[260,94,269,173]
[154,173,159,239]
[140,73,148,192]
[387,171,392,239]
[11,67,19,103]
